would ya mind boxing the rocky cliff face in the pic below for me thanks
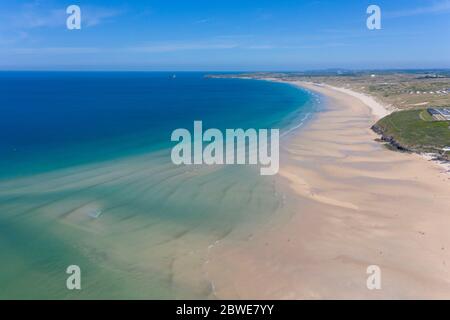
[371,124,411,152]
[371,124,449,161]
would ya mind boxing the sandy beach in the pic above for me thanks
[207,81,450,299]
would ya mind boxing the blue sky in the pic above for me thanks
[0,0,449,70]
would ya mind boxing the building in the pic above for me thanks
[427,108,450,121]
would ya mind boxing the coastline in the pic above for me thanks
[252,77,449,174]
[1,75,448,298]
[207,80,450,299]
[0,74,315,298]
[287,80,449,174]
[319,83,392,118]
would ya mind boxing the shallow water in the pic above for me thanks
[0,72,317,299]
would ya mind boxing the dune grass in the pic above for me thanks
[375,108,450,154]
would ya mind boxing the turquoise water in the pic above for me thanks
[0,72,312,178]
[0,72,317,299]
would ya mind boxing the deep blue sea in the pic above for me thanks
[0,72,314,178]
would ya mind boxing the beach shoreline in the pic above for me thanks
[295,81,450,174]
[207,79,450,299]
[255,77,449,174]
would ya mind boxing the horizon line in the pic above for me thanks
[1,68,450,73]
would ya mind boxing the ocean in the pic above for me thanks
[0,72,318,299]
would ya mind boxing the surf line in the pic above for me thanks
[171,121,279,175]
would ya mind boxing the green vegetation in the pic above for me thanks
[419,109,434,121]
[374,109,450,158]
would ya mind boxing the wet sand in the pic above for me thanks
[207,81,450,299]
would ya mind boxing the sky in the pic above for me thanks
[0,0,449,71]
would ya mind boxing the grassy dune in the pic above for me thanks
[373,108,450,159]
